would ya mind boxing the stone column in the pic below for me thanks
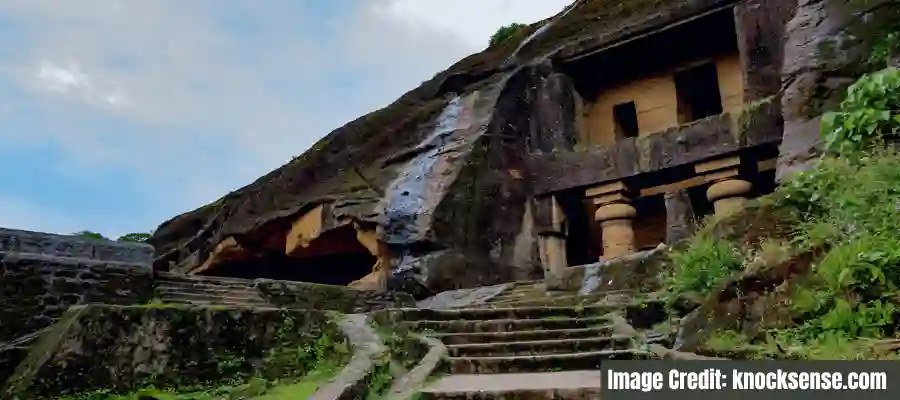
[535,195,568,281]
[695,156,753,217]
[587,182,637,260]
[707,179,753,217]
[664,189,696,246]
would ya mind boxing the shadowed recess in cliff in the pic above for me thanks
[377,93,482,246]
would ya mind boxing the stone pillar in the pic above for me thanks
[695,156,753,217]
[664,189,696,246]
[587,182,637,260]
[535,195,568,281]
[707,179,753,217]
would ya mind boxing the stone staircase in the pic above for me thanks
[393,282,661,399]
[152,272,273,307]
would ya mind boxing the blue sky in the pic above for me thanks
[0,0,571,238]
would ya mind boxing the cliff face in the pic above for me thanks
[148,0,736,293]
[147,0,900,296]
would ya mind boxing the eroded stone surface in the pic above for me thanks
[0,228,154,266]
[777,0,900,181]
[3,305,344,399]
[0,254,153,343]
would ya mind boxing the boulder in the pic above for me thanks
[777,0,900,182]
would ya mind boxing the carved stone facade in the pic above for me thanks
[530,3,793,271]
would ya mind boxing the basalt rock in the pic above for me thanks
[776,0,900,182]
[149,0,741,295]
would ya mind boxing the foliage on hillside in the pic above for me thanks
[664,67,900,359]
[73,230,152,243]
[489,23,528,47]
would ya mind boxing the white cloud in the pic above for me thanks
[382,0,573,48]
[0,0,572,233]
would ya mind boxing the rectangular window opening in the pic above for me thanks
[613,101,639,139]
[674,62,723,124]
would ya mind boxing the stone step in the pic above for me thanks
[489,290,636,306]
[402,316,610,334]
[446,335,634,357]
[388,305,614,322]
[155,272,257,286]
[155,279,255,291]
[157,297,273,307]
[154,286,261,298]
[420,371,601,400]
[433,326,618,345]
[156,290,267,304]
[447,350,652,374]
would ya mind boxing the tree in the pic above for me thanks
[489,23,528,47]
[72,230,107,240]
[117,233,152,243]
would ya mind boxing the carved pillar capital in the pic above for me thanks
[695,155,753,216]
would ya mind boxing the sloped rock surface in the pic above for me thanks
[148,0,746,294]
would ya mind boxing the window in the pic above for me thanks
[613,101,639,139]
[674,62,723,123]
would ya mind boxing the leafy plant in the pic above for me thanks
[664,235,744,296]
[489,23,527,47]
[117,232,152,243]
[821,67,900,154]
[72,230,107,240]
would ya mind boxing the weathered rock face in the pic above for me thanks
[149,0,744,295]
[2,305,344,398]
[147,0,898,296]
[777,0,900,181]
[0,229,155,343]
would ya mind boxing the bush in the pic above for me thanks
[821,67,900,154]
[489,23,527,47]
[664,235,744,297]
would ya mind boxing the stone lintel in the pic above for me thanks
[585,181,631,198]
[694,155,741,174]
[640,176,706,198]
[702,167,740,183]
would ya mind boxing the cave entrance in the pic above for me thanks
[201,224,376,286]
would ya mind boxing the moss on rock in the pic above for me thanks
[3,305,351,399]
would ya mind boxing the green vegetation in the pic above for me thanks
[664,67,900,360]
[72,230,153,243]
[489,23,527,47]
[55,314,351,399]
[821,68,900,154]
[663,235,743,297]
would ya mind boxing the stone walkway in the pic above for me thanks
[399,281,655,399]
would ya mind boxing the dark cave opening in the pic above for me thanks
[202,225,376,286]
[558,7,739,100]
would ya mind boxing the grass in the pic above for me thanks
[253,362,341,399]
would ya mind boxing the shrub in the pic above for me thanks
[489,23,527,47]
[664,235,744,296]
[821,67,900,154]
